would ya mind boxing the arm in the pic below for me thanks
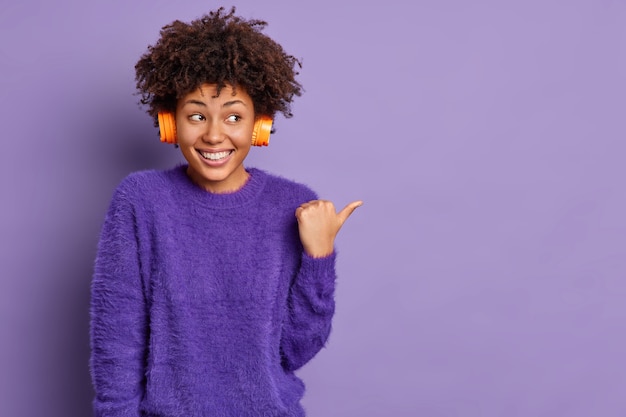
[90,186,147,417]
[280,252,337,371]
[280,199,362,371]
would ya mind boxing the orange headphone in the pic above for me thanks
[157,112,272,147]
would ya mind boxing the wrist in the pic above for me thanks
[303,243,334,259]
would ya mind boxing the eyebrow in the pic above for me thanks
[223,99,247,108]
[182,99,248,108]
[182,99,207,107]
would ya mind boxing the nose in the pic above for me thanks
[202,120,225,144]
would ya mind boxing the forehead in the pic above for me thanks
[176,83,255,112]
[186,83,249,100]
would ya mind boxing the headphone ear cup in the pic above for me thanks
[251,116,273,146]
[158,112,177,144]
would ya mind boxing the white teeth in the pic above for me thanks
[200,151,230,161]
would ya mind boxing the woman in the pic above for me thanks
[90,7,361,417]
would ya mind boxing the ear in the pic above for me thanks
[251,116,273,146]
[157,112,177,144]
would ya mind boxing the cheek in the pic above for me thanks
[175,124,198,145]
[235,138,253,152]
[234,123,255,146]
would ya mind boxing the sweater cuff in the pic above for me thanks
[298,251,337,285]
[301,250,336,267]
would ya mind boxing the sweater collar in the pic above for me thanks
[170,164,267,209]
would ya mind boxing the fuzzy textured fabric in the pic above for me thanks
[90,165,337,417]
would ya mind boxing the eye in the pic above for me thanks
[226,114,241,123]
[189,114,205,122]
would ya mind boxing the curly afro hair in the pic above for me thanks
[135,7,302,125]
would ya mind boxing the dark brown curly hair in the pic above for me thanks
[135,7,302,125]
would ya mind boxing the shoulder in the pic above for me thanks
[109,166,182,207]
[251,168,318,204]
[116,167,174,192]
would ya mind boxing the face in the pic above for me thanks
[175,83,256,193]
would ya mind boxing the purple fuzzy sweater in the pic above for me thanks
[90,165,337,417]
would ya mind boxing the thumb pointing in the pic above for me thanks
[338,200,363,224]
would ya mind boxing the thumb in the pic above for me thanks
[337,200,363,224]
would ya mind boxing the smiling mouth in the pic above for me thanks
[198,150,233,161]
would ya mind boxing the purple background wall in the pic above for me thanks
[1,1,625,416]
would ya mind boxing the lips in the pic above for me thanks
[198,150,233,161]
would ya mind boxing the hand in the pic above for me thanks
[295,199,363,258]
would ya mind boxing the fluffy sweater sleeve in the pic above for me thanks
[279,183,338,372]
[90,181,147,417]
[280,252,337,371]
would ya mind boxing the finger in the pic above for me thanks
[337,200,363,224]
[295,202,319,218]
[297,199,320,210]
